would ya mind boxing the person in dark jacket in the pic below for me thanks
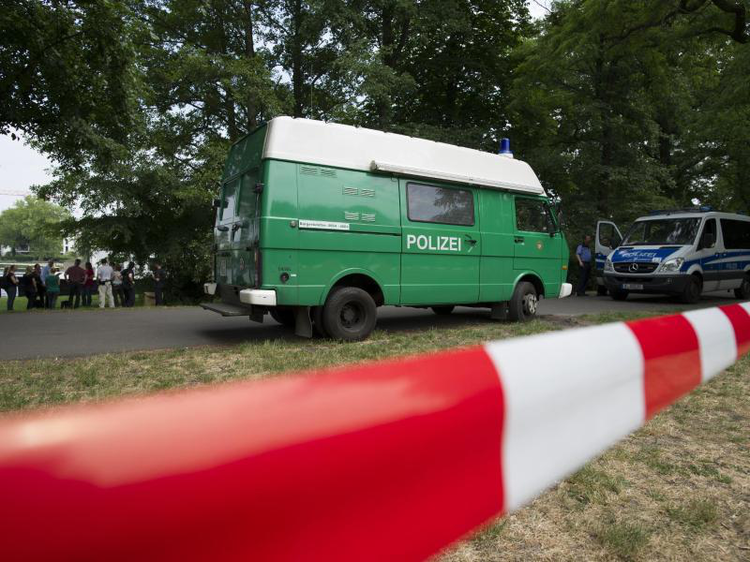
[33,263,45,308]
[4,265,19,311]
[122,262,136,307]
[21,266,37,310]
[153,262,166,306]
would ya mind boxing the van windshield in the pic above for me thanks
[621,218,700,246]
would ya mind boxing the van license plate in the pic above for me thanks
[622,283,643,290]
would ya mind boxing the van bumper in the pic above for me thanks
[603,274,690,294]
[559,283,573,298]
[239,289,277,306]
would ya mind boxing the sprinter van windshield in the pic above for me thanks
[621,218,701,246]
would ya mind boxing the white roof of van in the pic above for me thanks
[637,211,750,221]
[262,117,545,195]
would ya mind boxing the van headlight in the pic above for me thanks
[604,257,614,272]
[659,257,684,272]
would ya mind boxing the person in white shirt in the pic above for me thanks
[96,258,116,308]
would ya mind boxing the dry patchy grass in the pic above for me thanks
[437,356,750,562]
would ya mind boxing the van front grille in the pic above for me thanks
[613,262,659,274]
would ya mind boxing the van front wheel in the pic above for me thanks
[680,275,702,304]
[734,276,750,300]
[508,282,538,322]
[322,287,377,341]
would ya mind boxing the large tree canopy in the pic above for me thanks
[2,0,749,297]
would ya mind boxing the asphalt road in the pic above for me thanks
[0,290,739,361]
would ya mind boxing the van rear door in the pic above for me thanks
[399,181,480,305]
[215,170,260,289]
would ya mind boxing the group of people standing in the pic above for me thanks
[63,259,138,309]
[2,259,163,311]
[2,261,65,310]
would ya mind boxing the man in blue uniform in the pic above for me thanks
[576,235,593,296]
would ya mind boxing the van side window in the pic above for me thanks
[516,198,553,233]
[720,219,750,249]
[698,218,717,250]
[406,183,474,226]
[221,178,239,221]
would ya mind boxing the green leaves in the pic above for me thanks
[0,196,71,259]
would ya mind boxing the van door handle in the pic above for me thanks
[514,236,524,243]
[465,235,477,246]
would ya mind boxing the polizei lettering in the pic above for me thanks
[406,234,462,252]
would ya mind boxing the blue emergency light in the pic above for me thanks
[499,138,513,157]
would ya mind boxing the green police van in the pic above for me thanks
[202,117,571,340]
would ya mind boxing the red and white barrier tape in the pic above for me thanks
[1,304,748,561]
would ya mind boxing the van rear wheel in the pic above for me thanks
[322,287,377,341]
[312,306,329,337]
[431,306,455,315]
[508,282,538,322]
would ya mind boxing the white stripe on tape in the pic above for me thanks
[485,323,644,512]
[682,308,737,382]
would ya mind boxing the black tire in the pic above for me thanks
[508,282,538,322]
[270,308,296,328]
[596,284,608,296]
[322,287,377,341]
[734,276,750,300]
[431,305,455,315]
[312,306,329,337]
[610,290,629,301]
[680,275,702,304]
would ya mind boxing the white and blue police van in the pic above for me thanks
[598,208,750,303]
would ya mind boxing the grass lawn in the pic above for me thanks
[0,310,746,560]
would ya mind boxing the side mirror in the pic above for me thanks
[212,198,222,209]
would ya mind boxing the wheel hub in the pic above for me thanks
[340,303,361,327]
[523,293,538,315]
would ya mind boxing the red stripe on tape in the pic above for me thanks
[720,303,750,357]
[626,315,701,419]
[0,346,504,562]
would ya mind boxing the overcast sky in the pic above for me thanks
[0,132,54,211]
[0,0,551,214]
